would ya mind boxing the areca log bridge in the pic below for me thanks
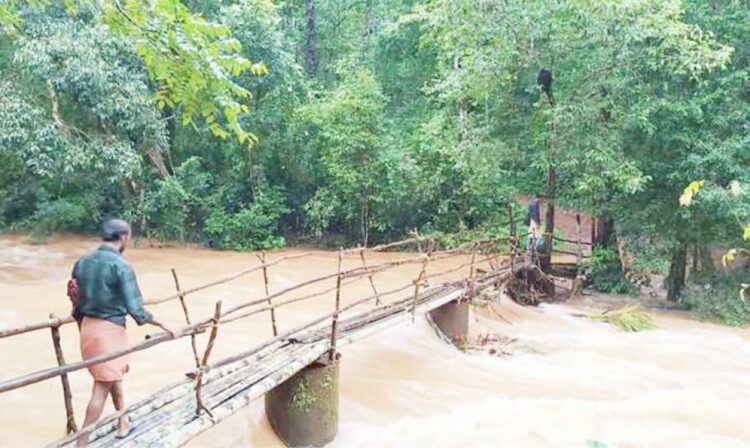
[0,231,586,447]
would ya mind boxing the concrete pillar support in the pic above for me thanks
[429,300,469,347]
[265,354,339,447]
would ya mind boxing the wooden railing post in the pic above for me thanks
[508,203,516,272]
[410,255,429,322]
[576,214,583,265]
[257,251,278,336]
[49,313,77,435]
[359,248,381,306]
[424,238,435,286]
[172,269,201,368]
[329,249,344,362]
[194,300,222,420]
[469,242,478,279]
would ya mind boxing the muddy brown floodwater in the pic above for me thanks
[1,235,750,447]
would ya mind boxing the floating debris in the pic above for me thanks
[587,305,655,332]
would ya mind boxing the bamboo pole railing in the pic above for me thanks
[328,249,344,361]
[172,269,201,369]
[551,235,593,246]
[359,248,381,306]
[194,301,222,420]
[50,253,509,447]
[0,252,315,339]
[4,216,571,447]
[49,314,77,435]
[0,230,504,341]
[256,251,278,337]
[575,214,582,263]
[0,237,505,394]
[52,265,510,447]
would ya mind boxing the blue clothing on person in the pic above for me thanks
[526,236,544,251]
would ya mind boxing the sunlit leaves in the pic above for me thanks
[99,0,264,145]
[730,180,742,197]
[679,180,704,207]
[3,0,265,146]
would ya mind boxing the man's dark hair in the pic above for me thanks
[101,219,131,242]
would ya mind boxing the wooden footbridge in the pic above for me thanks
[0,228,590,447]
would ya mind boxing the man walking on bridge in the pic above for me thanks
[69,219,177,446]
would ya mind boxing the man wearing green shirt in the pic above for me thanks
[72,219,177,446]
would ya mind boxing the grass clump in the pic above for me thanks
[588,305,655,332]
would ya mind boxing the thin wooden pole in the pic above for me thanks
[591,218,597,247]
[329,249,344,361]
[172,269,201,368]
[508,202,516,272]
[201,301,222,367]
[359,248,381,306]
[195,300,222,420]
[423,238,435,287]
[256,251,278,336]
[469,243,478,279]
[411,255,429,322]
[49,314,77,435]
[576,214,583,265]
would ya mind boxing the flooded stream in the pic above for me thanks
[1,235,749,447]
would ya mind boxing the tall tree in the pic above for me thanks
[304,0,317,75]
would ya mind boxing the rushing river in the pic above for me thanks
[1,235,749,447]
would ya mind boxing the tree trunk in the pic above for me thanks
[162,104,177,173]
[666,243,687,302]
[594,216,615,247]
[364,0,373,40]
[361,187,370,248]
[591,218,597,246]
[145,146,170,179]
[304,0,317,76]
[699,245,715,275]
[539,165,555,273]
[454,56,467,142]
[538,87,558,273]
[593,216,622,273]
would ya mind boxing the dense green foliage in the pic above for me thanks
[0,0,748,316]
[584,247,640,296]
[682,268,750,326]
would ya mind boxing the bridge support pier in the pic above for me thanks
[429,299,469,347]
[265,354,339,447]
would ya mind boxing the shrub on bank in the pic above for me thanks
[203,186,289,251]
[682,268,750,327]
[584,246,639,296]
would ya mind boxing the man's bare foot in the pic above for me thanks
[116,417,131,437]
